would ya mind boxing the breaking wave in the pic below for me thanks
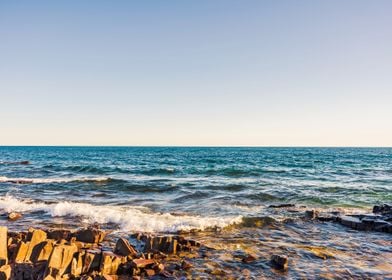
[0,196,242,233]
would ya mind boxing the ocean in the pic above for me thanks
[1,146,391,278]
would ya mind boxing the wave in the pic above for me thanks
[0,196,243,233]
[0,176,113,184]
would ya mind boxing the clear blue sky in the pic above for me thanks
[1,1,391,146]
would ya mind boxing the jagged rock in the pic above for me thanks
[305,210,318,220]
[82,249,102,274]
[100,251,126,275]
[74,228,106,244]
[268,204,295,208]
[13,241,29,263]
[45,244,78,277]
[47,229,71,241]
[271,254,288,270]
[114,238,138,257]
[25,228,47,262]
[373,204,392,215]
[0,227,7,266]
[132,258,155,268]
[30,240,54,262]
[0,264,11,280]
[7,212,22,221]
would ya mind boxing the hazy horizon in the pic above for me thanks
[1,1,391,146]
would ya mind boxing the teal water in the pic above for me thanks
[0,147,391,232]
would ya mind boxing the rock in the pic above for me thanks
[132,258,155,268]
[373,204,392,215]
[271,254,288,270]
[82,249,102,274]
[305,210,318,220]
[114,238,138,257]
[7,212,22,221]
[30,240,54,262]
[74,228,106,244]
[45,244,78,277]
[47,229,71,241]
[181,260,192,270]
[340,216,371,231]
[25,228,47,262]
[13,241,29,263]
[0,227,7,266]
[242,254,257,263]
[268,204,295,208]
[100,251,126,275]
[145,269,155,276]
[0,265,11,280]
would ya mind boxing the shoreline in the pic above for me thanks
[0,204,391,279]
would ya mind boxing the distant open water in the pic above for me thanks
[0,146,391,232]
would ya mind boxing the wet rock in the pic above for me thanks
[0,227,7,266]
[114,238,138,257]
[181,260,192,270]
[268,204,295,208]
[340,216,366,230]
[241,254,257,263]
[82,249,102,274]
[0,264,11,280]
[271,254,288,270]
[373,204,392,215]
[305,210,318,220]
[7,212,22,222]
[74,228,106,244]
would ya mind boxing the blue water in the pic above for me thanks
[0,147,391,232]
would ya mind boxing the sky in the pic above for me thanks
[0,1,391,146]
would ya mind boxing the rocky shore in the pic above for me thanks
[0,203,391,279]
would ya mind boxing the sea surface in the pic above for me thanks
[1,146,392,278]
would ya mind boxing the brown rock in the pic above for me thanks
[114,238,138,257]
[13,241,29,263]
[74,228,106,244]
[82,249,102,274]
[305,210,318,219]
[47,229,71,241]
[271,254,288,270]
[25,228,47,262]
[100,251,126,275]
[145,268,155,276]
[0,264,11,280]
[7,212,22,221]
[45,244,78,277]
[0,227,7,266]
[132,258,155,268]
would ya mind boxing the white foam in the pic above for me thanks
[0,195,242,233]
[0,176,111,184]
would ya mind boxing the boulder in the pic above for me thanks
[305,210,318,220]
[7,212,22,221]
[114,238,138,257]
[100,251,126,275]
[132,258,155,269]
[30,240,54,262]
[74,228,106,244]
[0,265,11,280]
[45,244,78,277]
[271,254,288,270]
[82,249,102,274]
[0,227,7,266]
[13,241,29,263]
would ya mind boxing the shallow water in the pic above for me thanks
[0,147,391,278]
